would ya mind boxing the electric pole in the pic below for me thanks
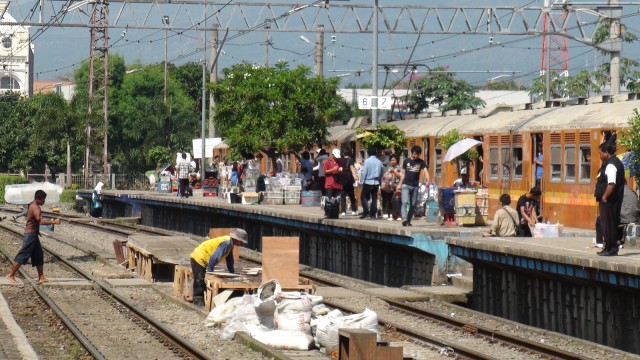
[316,24,324,76]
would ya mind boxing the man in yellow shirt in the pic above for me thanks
[190,229,248,306]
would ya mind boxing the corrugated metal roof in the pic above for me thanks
[330,99,640,139]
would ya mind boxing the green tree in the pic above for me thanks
[109,64,198,173]
[529,70,600,100]
[484,79,527,91]
[211,62,343,167]
[407,67,485,114]
[356,124,408,154]
[0,92,31,172]
[619,108,640,179]
[71,54,127,173]
[592,18,640,92]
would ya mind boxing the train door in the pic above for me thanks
[474,136,484,184]
[532,133,543,216]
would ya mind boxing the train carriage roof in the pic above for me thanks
[329,99,640,141]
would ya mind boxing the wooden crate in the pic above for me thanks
[204,269,314,311]
[127,243,174,281]
[173,264,194,301]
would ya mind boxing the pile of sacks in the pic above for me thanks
[204,280,379,354]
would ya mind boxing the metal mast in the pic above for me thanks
[86,0,110,183]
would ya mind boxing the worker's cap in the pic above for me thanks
[230,229,248,244]
[332,148,341,158]
[460,167,468,175]
[316,148,322,153]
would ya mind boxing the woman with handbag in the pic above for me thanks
[381,155,402,220]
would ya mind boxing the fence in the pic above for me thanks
[64,173,150,190]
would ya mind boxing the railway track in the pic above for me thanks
[0,208,613,359]
[0,222,211,359]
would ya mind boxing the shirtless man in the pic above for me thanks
[6,190,61,284]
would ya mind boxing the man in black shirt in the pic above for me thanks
[516,187,541,237]
[396,145,430,227]
[594,142,625,256]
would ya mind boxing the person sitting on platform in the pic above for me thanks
[484,194,518,237]
[619,180,640,247]
[189,229,248,307]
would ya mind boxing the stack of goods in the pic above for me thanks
[263,177,284,205]
[475,187,489,225]
[284,185,302,205]
[202,176,219,197]
[454,189,477,226]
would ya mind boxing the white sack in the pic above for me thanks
[251,328,315,351]
[254,299,277,329]
[314,308,379,355]
[276,292,324,314]
[204,295,257,328]
[275,311,312,334]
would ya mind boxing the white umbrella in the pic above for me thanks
[443,138,483,162]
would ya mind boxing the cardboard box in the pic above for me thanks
[534,223,563,237]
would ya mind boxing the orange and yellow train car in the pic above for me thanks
[376,96,639,229]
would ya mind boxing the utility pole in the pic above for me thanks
[315,24,324,76]
[371,0,378,126]
[163,15,169,104]
[609,0,621,96]
[265,20,271,67]
[201,59,206,174]
[209,24,218,143]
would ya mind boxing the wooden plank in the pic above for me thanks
[262,236,300,287]
[338,329,377,360]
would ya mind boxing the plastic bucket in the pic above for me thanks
[426,201,439,222]
[300,190,321,206]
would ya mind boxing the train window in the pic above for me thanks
[579,146,591,182]
[489,147,498,179]
[550,145,562,182]
[564,146,576,183]
[512,147,523,179]
[435,148,442,176]
[501,147,510,180]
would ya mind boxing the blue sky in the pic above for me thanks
[15,0,640,89]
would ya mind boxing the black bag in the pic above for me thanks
[391,192,402,220]
[324,197,340,219]
[504,209,523,236]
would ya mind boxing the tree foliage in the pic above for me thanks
[592,18,640,92]
[71,57,201,174]
[529,70,601,100]
[211,62,342,165]
[356,124,408,154]
[407,67,485,114]
[619,108,640,178]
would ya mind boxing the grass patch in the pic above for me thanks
[59,189,77,203]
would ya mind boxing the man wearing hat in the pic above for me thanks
[190,229,248,306]
[323,148,343,199]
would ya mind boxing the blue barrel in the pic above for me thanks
[158,181,172,193]
[439,187,455,214]
[426,201,439,222]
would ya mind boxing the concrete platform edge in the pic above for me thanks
[0,292,39,359]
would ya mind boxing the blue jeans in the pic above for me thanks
[361,184,379,217]
[401,184,419,222]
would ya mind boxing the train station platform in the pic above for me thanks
[77,189,597,285]
[0,282,40,359]
[445,234,640,354]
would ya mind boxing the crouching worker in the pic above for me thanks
[484,194,519,237]
[190,229,248,307]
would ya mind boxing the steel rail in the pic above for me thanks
[302,272,583,360]
[0,225,106,359]
[0,223,213,360]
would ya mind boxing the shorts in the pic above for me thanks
[14,232,44,267]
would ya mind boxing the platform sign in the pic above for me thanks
[358,96,392,110]
[192,138,221,159]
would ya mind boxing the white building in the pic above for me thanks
[0,3,33,96]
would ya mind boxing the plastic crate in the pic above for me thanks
[284,196,300,205]
[263,191,284,205]
[301,190,321,206]
[242,192,260,205]
[454,191,477,206]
